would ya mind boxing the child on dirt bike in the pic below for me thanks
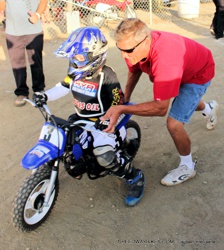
[33,26,144,207]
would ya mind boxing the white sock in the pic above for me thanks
[179,154,194,169]
[201,102,211,116]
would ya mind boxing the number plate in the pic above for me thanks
[39,123,65,149]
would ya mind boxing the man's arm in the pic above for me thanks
[101,99,170,133]
[36,0,48,16]
[0,1,5,22]
[29,0,48,24]
[124,70,142,103]
[0,1,5,10]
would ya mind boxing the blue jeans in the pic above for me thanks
[169,81,211,124]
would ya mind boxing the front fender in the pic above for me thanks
[21,141,63,170]
[21,122,66,170]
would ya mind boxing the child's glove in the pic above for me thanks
[94,118,110,131]
[33,92,48,107]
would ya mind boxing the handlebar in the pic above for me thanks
[26,98,134,136]
[26,99,108,135]
[25,98,52,116]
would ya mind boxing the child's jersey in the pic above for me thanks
[45,65,124,118]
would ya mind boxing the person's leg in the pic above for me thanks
[161,81,213,186]
[210,0,218,35]
[26,33,45,93]
[112,160,145,207]
[92,127,144,206]
[214,0,224,38]
[6,34,29,100]
[167,117,191,156]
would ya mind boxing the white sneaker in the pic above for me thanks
[161,165,196,186]
[204,100,219,130]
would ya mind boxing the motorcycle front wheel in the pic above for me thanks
[12,165,59,231]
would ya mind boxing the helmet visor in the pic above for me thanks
[54,28,84,58]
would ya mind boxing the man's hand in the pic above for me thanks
[95,119,110,131]
[100,106,122,133]
[28,11,40,24]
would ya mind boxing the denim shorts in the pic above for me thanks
[169,81,211,124]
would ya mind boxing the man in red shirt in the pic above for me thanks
[101,18,219,186]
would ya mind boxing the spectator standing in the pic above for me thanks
[210,0,224,39]
[0,0,47,107]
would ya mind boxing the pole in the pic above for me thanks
[149,0,152,25]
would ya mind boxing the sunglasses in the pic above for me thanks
[116,36,147,53]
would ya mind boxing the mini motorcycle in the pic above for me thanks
[87,0,136,28]
[63,0,136,28]
[12,99,141,231]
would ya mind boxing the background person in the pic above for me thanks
[0,0,47,107]
[100,18,218,186]
[210,0,224,39]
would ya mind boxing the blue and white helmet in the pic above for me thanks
[54,27,108,80]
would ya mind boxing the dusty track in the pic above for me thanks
[0,2,224,249]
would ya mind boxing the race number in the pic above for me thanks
[39,124,64,149]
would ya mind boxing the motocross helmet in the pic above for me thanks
[54,27,108,80]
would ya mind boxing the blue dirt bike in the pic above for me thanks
[12,99,141,231]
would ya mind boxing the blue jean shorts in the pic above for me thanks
[169,81,211,124]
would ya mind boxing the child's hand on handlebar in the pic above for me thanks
[33,92,48,107]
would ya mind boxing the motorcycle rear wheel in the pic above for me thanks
[125,119,141,159]
[12,165,59,231]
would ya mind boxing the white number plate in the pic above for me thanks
[39,124,64,149]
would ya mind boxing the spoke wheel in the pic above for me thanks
[12,166,59,231]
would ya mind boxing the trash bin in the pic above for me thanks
[178,0,200,19]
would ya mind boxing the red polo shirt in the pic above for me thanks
[126,31,215,101]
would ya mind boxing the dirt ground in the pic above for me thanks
[1,2,224,250]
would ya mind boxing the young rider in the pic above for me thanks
[33,26,145,207]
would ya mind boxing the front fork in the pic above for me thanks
[44,160,60,207]
[31,161,59,208]
[43,129,69,206]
